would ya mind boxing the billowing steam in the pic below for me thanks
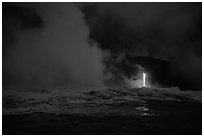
[3,3,202,90]
[3,3,107,88]
[80,3,202,90]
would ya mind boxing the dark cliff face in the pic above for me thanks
[128,56,201,90]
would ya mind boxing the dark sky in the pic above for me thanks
[2,2,202,90]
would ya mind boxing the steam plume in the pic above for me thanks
[3,3,106,88]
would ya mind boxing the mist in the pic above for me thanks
[3,2,202,90]
[3,3,106,88]
[80,2,202,90]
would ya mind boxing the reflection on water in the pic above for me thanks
[136,106,149,111]
[3,100,202,135]
[140,113,150,116]
[135,106,151,116]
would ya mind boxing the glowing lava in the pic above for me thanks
[142,72,146,87]
[129,69,150,88]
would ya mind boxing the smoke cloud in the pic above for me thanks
[80,2,202,90]
[3,3,106,88]
[3,2,202,90]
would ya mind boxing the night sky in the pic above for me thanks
[2,2,202,90]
